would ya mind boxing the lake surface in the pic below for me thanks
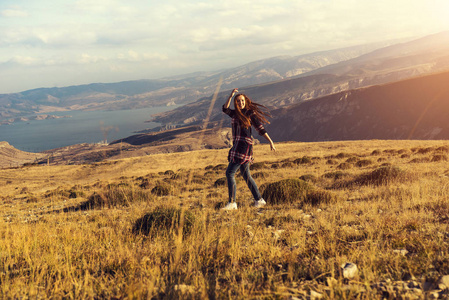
[0,106,177,152]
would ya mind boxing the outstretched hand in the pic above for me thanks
[270,142,276,151]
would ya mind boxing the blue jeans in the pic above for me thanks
[226,162,262,203]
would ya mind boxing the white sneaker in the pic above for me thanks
[254,198,266,208]
[222,202,238,210]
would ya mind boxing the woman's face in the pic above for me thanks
[235,95,246,110]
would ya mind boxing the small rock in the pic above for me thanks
[303,214,312,219]
[341,262,358,280]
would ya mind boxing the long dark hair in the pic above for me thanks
[234,93,271,129]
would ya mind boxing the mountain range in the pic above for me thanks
[0,40,398,123]
[151,31,449,126]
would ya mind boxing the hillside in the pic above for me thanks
[0,141,44,168]
[1,140,448,298]
[267,70,449,142]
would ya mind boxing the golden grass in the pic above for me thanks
[1,140,449,298]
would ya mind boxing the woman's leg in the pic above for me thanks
[225,162,240,203]
[239,163,262,201]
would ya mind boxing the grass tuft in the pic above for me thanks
[293,156,312,165]
[260,178,313,205]
[151,183,172,196]
[132,206,195,237]
[213,177,227,187]
[355,165,411,186]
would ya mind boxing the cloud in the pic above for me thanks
[1,8,28,17]
[116,50,168,62]
[1,0,449,93]
[8,56,38,66]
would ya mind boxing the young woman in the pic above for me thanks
[222,88,276,210]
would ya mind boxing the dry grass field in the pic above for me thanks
[1,140,449,299]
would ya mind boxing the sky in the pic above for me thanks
[1,0,449,94]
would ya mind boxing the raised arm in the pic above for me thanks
[224,88,239,109]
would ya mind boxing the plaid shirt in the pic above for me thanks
[223,105,267,164]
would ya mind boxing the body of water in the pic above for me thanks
[0,106,177,152]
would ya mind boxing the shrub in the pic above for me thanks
[282,161,295,168]
[81,192,108,209]
[336,153,351,159]
[253,172,266,179]
[383,149,397,155]
[371,150,381,155]
[337,162,352,170]
[355,159,373,167]
[416,147,433,155]
[164,170,175,176]
[213,164,227,171]
[214,177,227,187]
[69,189,85,199]
[78,185,150,210]
[207,191,221,199]
[132,206,195,237]
[139,179,151,189]
[323,171,348,180]
[326,159,338,165]
[26,194,39,203]
[260,179,313,205]
[294,156,312,165]
[190,175,206,184]
[251,162,266,170]
[409,158,430,163]
[435,146,449,153]
[355,166,410,186]
[304,189,336,206]
[44,188,71,199]
[345,157,359,163]
[151,184,171,196]
[299,174,317,182]
[431,154,448,162]
[171,173,185,180]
